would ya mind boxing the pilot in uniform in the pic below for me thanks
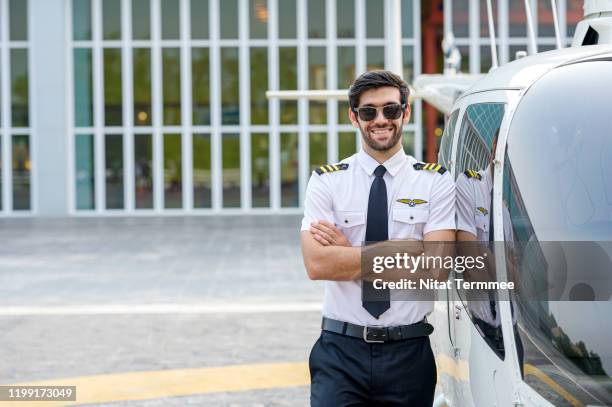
[301,150,455,405]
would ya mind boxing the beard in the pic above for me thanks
[360,122,403,152]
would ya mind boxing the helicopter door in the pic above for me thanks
[450,90,518,407]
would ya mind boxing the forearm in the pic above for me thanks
[304,244,362,281]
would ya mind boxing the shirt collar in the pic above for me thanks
[357,147,406,177]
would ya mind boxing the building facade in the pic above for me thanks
[1,0,581,217]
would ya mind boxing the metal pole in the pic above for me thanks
[485,0,499,69]
[388,0,403,76]
[524,0,538,54]
[551,0,563,49]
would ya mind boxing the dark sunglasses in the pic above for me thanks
[352,103,406,121]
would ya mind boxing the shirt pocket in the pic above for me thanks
[334,211,366,245]
[335,210,366,229]
[391,207,428,240]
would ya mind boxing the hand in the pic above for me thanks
[310,220,352,247]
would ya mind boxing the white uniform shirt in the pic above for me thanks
[301,148,456,327]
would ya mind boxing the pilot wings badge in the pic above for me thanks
[396,198,428,207]
[477,207,489,215]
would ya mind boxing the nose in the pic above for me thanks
[373,108,387,123]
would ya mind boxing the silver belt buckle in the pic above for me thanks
[362,326,385,343]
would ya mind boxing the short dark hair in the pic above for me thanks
[348,70,410,109]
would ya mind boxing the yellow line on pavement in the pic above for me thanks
[0,362,310,406]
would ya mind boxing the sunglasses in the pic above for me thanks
[352,103,406,121]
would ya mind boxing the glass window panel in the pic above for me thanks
[133,48,152,126]
[365,0,384,38]
[164,133,182,208]
[338,131,357,160]
[366,46,384,71]
[337,0,354,38]
[309,43,326,123]
[279,47,297,90]
[250,47,268,125]
[278,0,296,39]
[509,0,527,37]
[74,48,93,127]
[402,45,414,83]
[279,47,297,125]
[402,131,415,156]
[73,0,92,40]
[280,132,298,207]
[309,133,327,172]
[105,134,124,209]
[161,0,180,39]
[9,0,27,41]
[401,0,413,38]
[102,0,121,40]
[104,48,122,126]
[250,0,268,39]
[12,135,30,210]
[280,101,297,125]
[480,0,498,37]
[132,0,151,40]
[222,133,240,208]
[76,134,95,210]
[220,0,238,39]
[338,101,351,125]
[191,0,209,39]
[481,45,492,73]
[11,49,29,127]
[337,46,355,88]
[309,101,326,124]
[193,133,211,208]
[459,45,470,72]
[452,0,469,37]
[221,47,239,125]
[134,133,153,209]
[251,133,269,207]
[162,48,181,125]
[192,48,210,125]
[308,0,325,38]
[538,1,555,37]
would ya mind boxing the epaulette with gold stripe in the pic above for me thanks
[315,163,349,175]
[463,169,482,180]
[413,162,447,174]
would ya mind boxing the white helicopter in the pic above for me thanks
[268,1,612,405]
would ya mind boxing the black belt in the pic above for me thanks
[322,317,434,343]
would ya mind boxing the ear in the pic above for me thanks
[348,107,360,128]
[402,104,411,124]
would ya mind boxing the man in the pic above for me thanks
[300,70,456,406]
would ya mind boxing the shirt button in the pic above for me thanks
[344,220,348,224]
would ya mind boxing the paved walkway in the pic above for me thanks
[0,216,323,406]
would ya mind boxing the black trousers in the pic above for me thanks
[309,330,437,407]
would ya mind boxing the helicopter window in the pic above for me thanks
[504,60,612,405]
[438,109,459,168]
[455,102,507,358]
[455,103,505,180]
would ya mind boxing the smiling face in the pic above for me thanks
[349,86,411,154]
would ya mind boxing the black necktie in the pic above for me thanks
[363,165,390,318]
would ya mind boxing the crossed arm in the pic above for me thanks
[301,221,455,282]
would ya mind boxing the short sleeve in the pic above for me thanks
[455,175,478,236]
[300,171,335,231]
[423,172,457,235]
